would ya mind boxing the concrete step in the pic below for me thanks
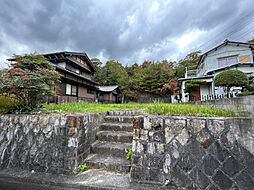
[85,154,131,173]
[97,131,133,143]
[100,123,133,132]
[92,141,132,157]
[104,116,133,123]
[107,110,141,116]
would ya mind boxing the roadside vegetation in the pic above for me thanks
[44,101,236,117]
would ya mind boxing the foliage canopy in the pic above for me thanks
[0,54,61,111]
[214,70,249,93]
[132,61,175,94]
[175,51,201,78]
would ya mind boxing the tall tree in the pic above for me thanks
[133,61,174,94]
[92,59,130,95]
[91,58,103,70]
[125,63,138,77]
[175,51,201,79]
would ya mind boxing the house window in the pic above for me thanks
[72,85,77,95]
[218,56,238,67]
[66,84,77,96]
[75,69,80,74]
[66,84,71,95]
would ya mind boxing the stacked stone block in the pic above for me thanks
[0,113,105,174]
[131,115,254,190]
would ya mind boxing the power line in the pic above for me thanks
[198,10,254,49]
[196,10,254,52]
[200,16,254,51]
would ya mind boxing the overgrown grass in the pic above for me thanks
[145,102,236,117]
[44,101,236,117]
[44,102,149,113]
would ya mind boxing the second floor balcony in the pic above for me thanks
[185,69,199,78]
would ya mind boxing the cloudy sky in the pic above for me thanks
[0,0,254,68]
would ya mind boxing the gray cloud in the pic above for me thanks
[0,0,254,68]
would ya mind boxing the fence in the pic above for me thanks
[201,92,236,101]
[137,95,171,103]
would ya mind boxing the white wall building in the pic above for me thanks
[178,40,254,102]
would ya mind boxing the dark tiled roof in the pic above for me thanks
[43,51,97,72]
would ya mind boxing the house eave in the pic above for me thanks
[206,62,254,75]
[55,65,99,85]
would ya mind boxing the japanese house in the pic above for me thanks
[43,51,98,103]
[8,51,121,104]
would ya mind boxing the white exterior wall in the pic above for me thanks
[181,81,188,102]
[181,78,213,103]
[58,62,66,68]
[205,44,253,74]
[200,85,210,101]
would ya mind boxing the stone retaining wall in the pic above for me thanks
[189,95,254,118]
[137,95,171,103]
[131,115,254,189]
[0,113,105,174]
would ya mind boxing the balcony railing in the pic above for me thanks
[185,69,199,78]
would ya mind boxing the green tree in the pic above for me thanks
[214,70,249,94]
[103,60,128,85]
[125,63,138,77]
[0,54,61,111]
[92,60,130,95]
[91,58,103,70]
[175,51,201,79]
[133,61,174,94]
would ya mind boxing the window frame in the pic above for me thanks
[65,83,77,96]
[218,55,238,67]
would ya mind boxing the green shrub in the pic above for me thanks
[245,85,254,92]
[236,91,252,96]
[80,163,89,172]
[214,70,249,94]
[127,148,132,161]
[0,95,20,114]
[0,54,61,113]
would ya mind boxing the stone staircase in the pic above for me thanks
[85,110,139,173]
